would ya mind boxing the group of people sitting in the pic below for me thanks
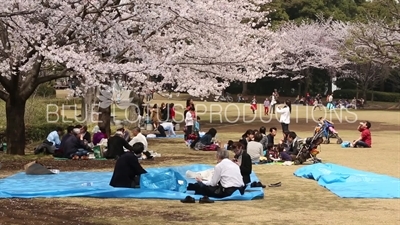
[36,124,156,160]
[230,127,303,163]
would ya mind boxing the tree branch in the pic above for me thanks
[0,89,9,101]
[34,68,71,86]
[0,11,35,18]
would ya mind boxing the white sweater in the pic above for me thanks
[129,133,148,151]
[277,106,290,124]
[247,141,264,163]
[185,111,194,126]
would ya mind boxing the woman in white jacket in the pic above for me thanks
[270,93,277,114]
[276,100,291,136]
[184,106,195,140]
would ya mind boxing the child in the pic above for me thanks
[267,144,282,161]
[194,116,201,138]
[317,117,338,134]
[263,98,270,115]
[250,96,257,114]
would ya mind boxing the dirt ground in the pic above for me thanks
[0,104,399,224]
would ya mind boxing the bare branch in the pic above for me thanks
[0,11,35,18]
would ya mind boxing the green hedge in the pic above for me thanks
[43,98,83,106]
[0,123,74,142]
[25,123,73,142]
[333,89,400,102]
[36,83,56,97]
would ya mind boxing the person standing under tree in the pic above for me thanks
[276,100,291,138]
[250,96,257,114]
[263,97,270,115]
[184,106,195,140]
[270,93,277,114]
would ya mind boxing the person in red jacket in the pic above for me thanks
[352,121,372,148]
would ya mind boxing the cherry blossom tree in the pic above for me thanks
[0,0,278,155]
[269,17,350,92]
[342,0,400,101]
[343,0,400,99]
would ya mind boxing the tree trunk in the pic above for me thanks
[5,97,27,155]
[380,80,385,92]
[98,106,111,137]
[362,88,367,100]
[303,69,311,95]
[127,91,141,128]
[241,82,248,95]
[80,97,87,123]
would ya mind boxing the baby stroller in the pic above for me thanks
[314,122,343,144]
[294,130,324,165]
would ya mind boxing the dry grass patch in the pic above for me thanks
[1,99,400,224]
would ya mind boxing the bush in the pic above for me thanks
[36,83,56,97]
[334,89,400,102]
[43,98,83,106]
[25,123,74,142]
[0,98,77,128]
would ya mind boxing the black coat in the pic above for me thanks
[82,132,91,143]
[60,135,87,158]
[239,138,248,150]
[109,152,147,188]
[235,151,252,185]
[106,135,134,159]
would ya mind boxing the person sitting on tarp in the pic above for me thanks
[231,142,252,185]
[92,126,108,146]
[129,127,148,149]
[156,121,177,137]
[61,128,91,159]
[280,131,301,161]
[352,121,372,148]
[129,127,153,160]
[47,127,64,150]
[187,149,245,198]
[109,142,147,188]
[105,131,135,159]
[192,128,218,150]
[35,127,64,155]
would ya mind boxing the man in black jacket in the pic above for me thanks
[266,127,277,150]
[105,131,135,159]
[259,127,277,150]
[232,142,252,185]
[61,128,90,159]
[109,142,147,188]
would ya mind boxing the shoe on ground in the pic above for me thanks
[180,196,195,203]
[257,182,266,188]
[268,182,282,187]
[199,196,214,204]
[250,181,266,188]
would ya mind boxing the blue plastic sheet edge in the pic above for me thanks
[0,164,264,201]
[294,163,400,199]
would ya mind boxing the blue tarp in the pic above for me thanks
[0,164,264,200]
[147,134,184,139]
[294,163,400,198]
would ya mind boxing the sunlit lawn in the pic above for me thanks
[0,90,399,224]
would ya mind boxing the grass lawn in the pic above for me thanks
[0,91,399,224]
